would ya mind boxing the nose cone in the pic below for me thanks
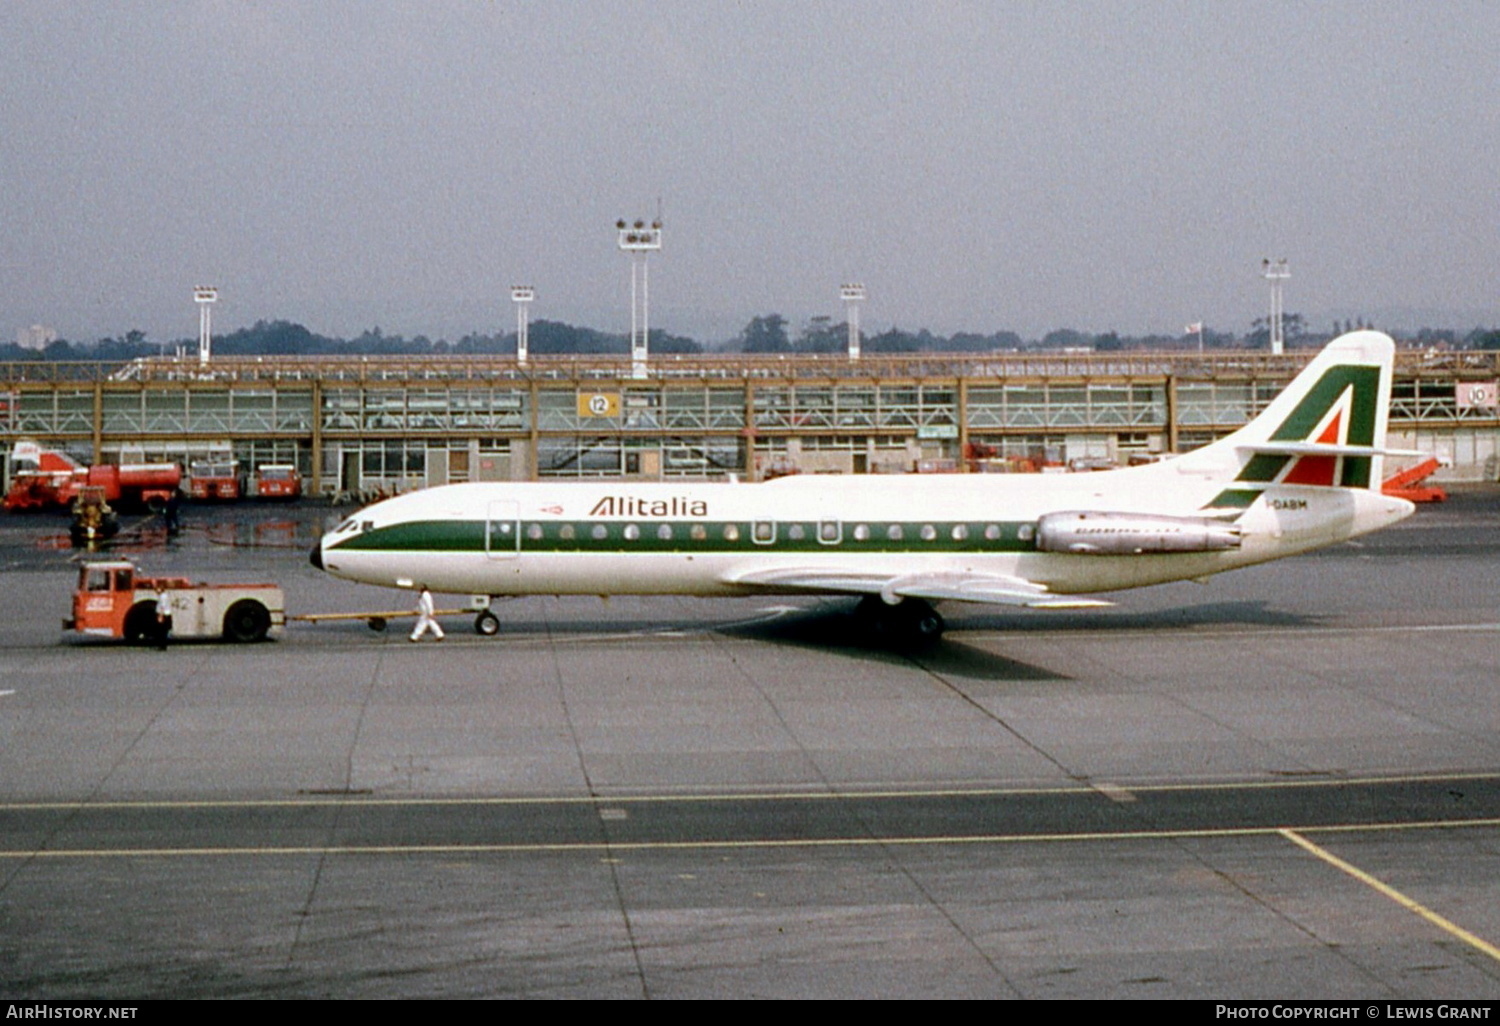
[309,540,324,570]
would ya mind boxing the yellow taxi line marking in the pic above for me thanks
[1279,828,1500,964]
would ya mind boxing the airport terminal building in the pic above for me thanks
[2,348,1497,495]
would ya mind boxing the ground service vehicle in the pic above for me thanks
[69,486,120,545]
[64,560,285,643]
[5,442,180,511]
[252,464,302,499]
[188,458,244,501]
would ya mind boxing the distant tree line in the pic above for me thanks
[4,315,1499,362]
[0,319,702,362]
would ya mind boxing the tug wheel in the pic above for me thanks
[223,600,271,643]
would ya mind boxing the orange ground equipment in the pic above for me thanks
[188,458,244,501]
[251,464,302,499]
[1381,456,1448,504]
[63,560,285,644]
[69,486,120,545]
[5,442,180,511]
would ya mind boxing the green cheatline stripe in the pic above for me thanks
[330,519,1044,555]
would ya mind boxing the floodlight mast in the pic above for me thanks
[1262,258,1290,355]
[511,286,534,364]
[840,284,866,360]
[194,287,218,366]
[617,218,662,378]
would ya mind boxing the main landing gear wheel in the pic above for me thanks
[474,609,500,636]
[855,596,945,648]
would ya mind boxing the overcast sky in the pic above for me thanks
[4,1,1497,345]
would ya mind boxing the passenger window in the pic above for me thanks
[853,524,871,541]
[690,524,707,541]
[591,524,609,540]
[559,524,576,540]
[113,570,132,591]
[624,524,641,541]
[722,524,740,541]
[753,522,775,543]
[526,523,544,541]
[787,524,805,541]
[1018,524,1035,542]
[920,524,937,541]
[952,524,969,541]
[887,524,904,541]
[87,570,110,592]
[657,524,673,540]
[819,522,840,543]
[984,524,1001,541]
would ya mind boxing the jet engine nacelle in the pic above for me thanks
[1036,511,1243,555]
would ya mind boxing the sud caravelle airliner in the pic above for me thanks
[310,331,1418,645]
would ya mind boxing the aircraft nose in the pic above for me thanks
[309,541,324,570]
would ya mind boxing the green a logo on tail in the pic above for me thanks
[1204,363,1382,512]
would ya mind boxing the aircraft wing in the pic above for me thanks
[725,567,1113,609]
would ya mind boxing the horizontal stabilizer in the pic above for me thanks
[1239,442,1425,459]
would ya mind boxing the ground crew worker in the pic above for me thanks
[153,585,173,649]
[410,586,444,642]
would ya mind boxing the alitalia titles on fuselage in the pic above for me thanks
[588,495,710,518]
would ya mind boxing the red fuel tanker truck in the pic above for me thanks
[5,442,181,511]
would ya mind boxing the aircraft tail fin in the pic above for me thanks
[1182,331,1408,511]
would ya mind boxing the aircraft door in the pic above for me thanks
[485,500,520,559]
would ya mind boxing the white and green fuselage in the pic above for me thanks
[313,332,1416,611]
